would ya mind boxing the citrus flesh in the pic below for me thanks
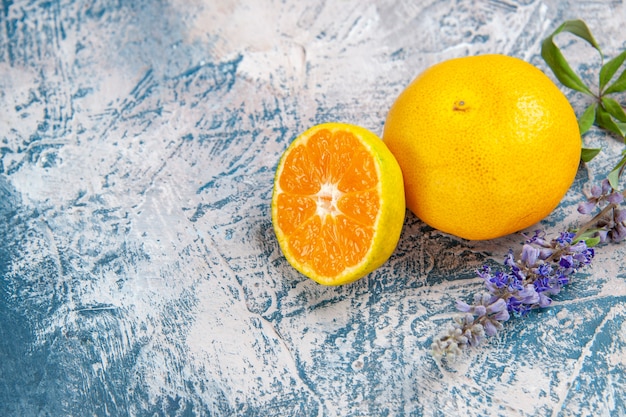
[383,54,581,240]
[272,122,405,285]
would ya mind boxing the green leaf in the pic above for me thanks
[602,97,626,122]
[608,168,621,190]
[583,236,602,248]
[555,19,602,50]
[596,104,626,137]
[573,229,602,247]
[578,102,597,134]
[600,50,626,91]
[541,20,599,96]
[607,150,626,189]
[604,67,626,95]
[581,147,602,162]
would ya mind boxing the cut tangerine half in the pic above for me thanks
[271,122,405,285]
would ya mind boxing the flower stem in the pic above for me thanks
[574,202,617,239]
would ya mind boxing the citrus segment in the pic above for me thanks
[272,122,405,285]
[383,54,581,240]
[337,190,379,225]
[275,193,316,235]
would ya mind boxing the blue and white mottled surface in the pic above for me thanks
[1,1,625,416]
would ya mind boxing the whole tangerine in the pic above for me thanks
[383,54,581,240]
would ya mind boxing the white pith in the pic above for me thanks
[314,182,344,218]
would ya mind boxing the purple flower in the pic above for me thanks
[524,230,549,246]
[492,271,522,292]
[487,298,508,316]
[518,284,540,304]
[483,320,499,336]
[456,299,471,313]
[493,308,510,322]
[579,178,623,214]
[608,192,624,204]
[489,271,508,289]
[477,265,492,279]
[569,240,587,252]
[534,276,551,293]
[578,200,597,214]
[559,254,574,269]
[556,271,569,286]
[556,231,576,246]
[521,244,540,267]
[537,292,553,308]
[612,224,626,242]
[566,241,594,265]
[607,209,626,242]
[456,294,508,320]
[434,220,600,360]
[505,251,525,280]
[535,263,552,278]
[507,297,532,316]
[594,207,626,242]
[449,291,512,349]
